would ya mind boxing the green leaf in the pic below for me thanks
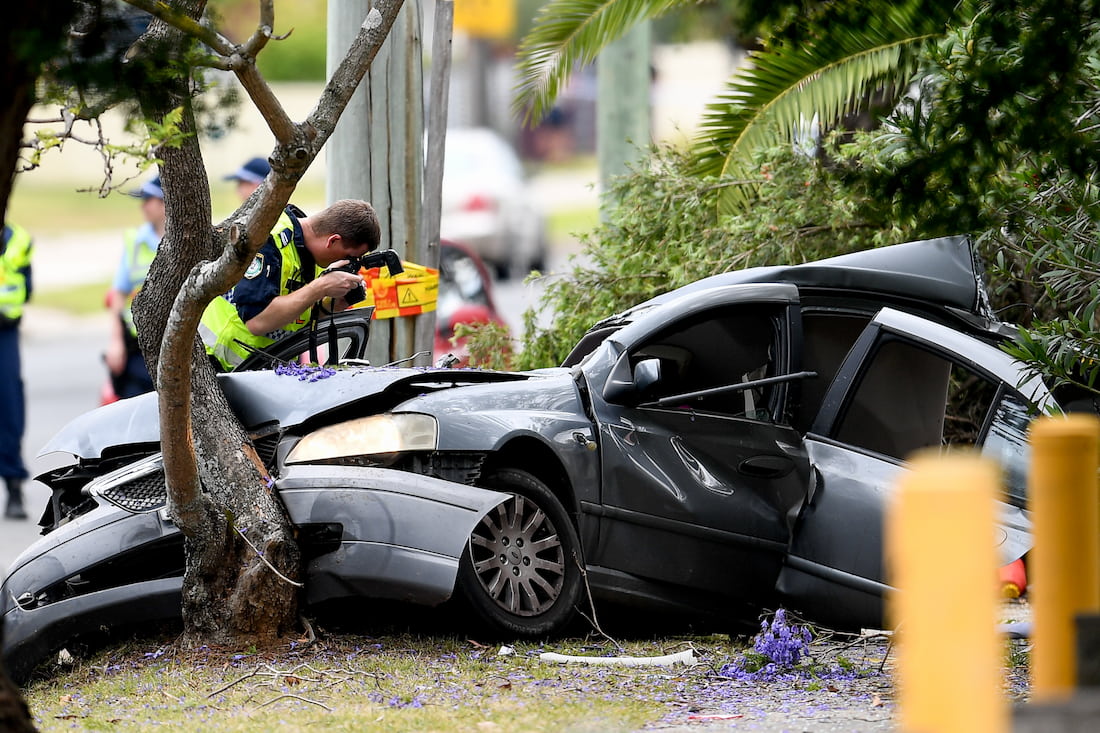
[513,0,689,124]
[691,2,951,214]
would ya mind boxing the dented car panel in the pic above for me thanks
[4,235,1054,682]
[38,391,161,460]
[579,284,812,607]
[622,235,990,323]
[778,308,1046,629]
[40,368,539,461]
[275,465,509,606]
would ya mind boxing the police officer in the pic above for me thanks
[1,222,33,519]
[224,156,271,201]
[106,175,164,399]
[201,199,381,371]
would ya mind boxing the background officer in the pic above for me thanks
[224,156,271,201]
[105,174,164,400]
[1,222,33,519]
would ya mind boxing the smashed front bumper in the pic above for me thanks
[2,463,506,683]
[277,465,507,606]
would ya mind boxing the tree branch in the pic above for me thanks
[123,0,235,55]
[241,0,277,57]
[229,0,406,255]
[234,63,298,145]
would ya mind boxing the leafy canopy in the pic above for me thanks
[478,135,917,370]
[874,0,1100,397]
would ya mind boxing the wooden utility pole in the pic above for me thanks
[327,0,427,366]
[421,2,454,356]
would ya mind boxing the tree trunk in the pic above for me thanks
[0,624,35,733]
[1,3,81,725]
[127,0,406,648]
[128,0,304,646]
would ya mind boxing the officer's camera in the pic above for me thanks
[321,249,404,306]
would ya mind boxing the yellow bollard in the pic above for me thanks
[1029,414,1100,701]
[887,452,1006,733]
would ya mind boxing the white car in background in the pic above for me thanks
[441,127,547,279]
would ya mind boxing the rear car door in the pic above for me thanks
[777,308,1044,630]
[586,285,814,607]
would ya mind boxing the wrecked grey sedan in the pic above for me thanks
[2,236,1050,681]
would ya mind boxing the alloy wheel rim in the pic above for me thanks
[468,494,566,617]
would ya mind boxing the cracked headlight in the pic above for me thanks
[286,413,438,464]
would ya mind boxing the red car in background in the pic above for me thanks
[434,239,510,366]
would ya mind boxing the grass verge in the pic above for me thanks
[32,281,112,317]
[17,601,924,733]
[547,205,600,250]
[8,180,328,235]
[23,631,734,732]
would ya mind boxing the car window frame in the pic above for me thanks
[809,307,1052,463]
[234,307,374,372]
[591,284,805,424]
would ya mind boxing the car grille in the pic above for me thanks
[424,452,485,485]
[100,470,168,513]
[93,433,279,515]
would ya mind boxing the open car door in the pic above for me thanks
[583,284,816,615]
[233,307,374,372]
[776,308,1045,631]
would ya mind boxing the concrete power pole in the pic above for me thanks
[597,22,651,212]
[327,0,427,366]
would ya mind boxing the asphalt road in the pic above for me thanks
[1,311,108,572]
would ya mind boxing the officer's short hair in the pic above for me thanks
[313,199,381,252]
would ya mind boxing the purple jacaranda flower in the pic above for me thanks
[274,363,337,381]
[719,608,881,684]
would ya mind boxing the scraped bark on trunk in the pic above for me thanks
[126,0,406,645]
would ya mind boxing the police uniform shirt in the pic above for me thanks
[1,224,33,328]
[112,223,160,296]
[225,206,312,323]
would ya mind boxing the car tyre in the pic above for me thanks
[457,468,582,637]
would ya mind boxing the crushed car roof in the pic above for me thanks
[609,235,990,324]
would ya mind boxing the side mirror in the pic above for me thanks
[633,358,661,393]
[602,357,662,405]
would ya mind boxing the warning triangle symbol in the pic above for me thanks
[401,288,418,304]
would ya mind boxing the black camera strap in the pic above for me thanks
[306,297,340,366]
[308,312,320,366]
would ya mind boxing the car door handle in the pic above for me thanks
[738,455,795,479]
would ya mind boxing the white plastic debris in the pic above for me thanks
[498,645,515,656]
[539,649,696,667]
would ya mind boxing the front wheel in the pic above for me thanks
[457,468,582,637]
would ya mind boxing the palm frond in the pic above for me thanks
[691,3,950,213]
[513,0,688,125]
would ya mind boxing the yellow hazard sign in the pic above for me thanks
[352,261,439,320]
[453,0,516,40]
